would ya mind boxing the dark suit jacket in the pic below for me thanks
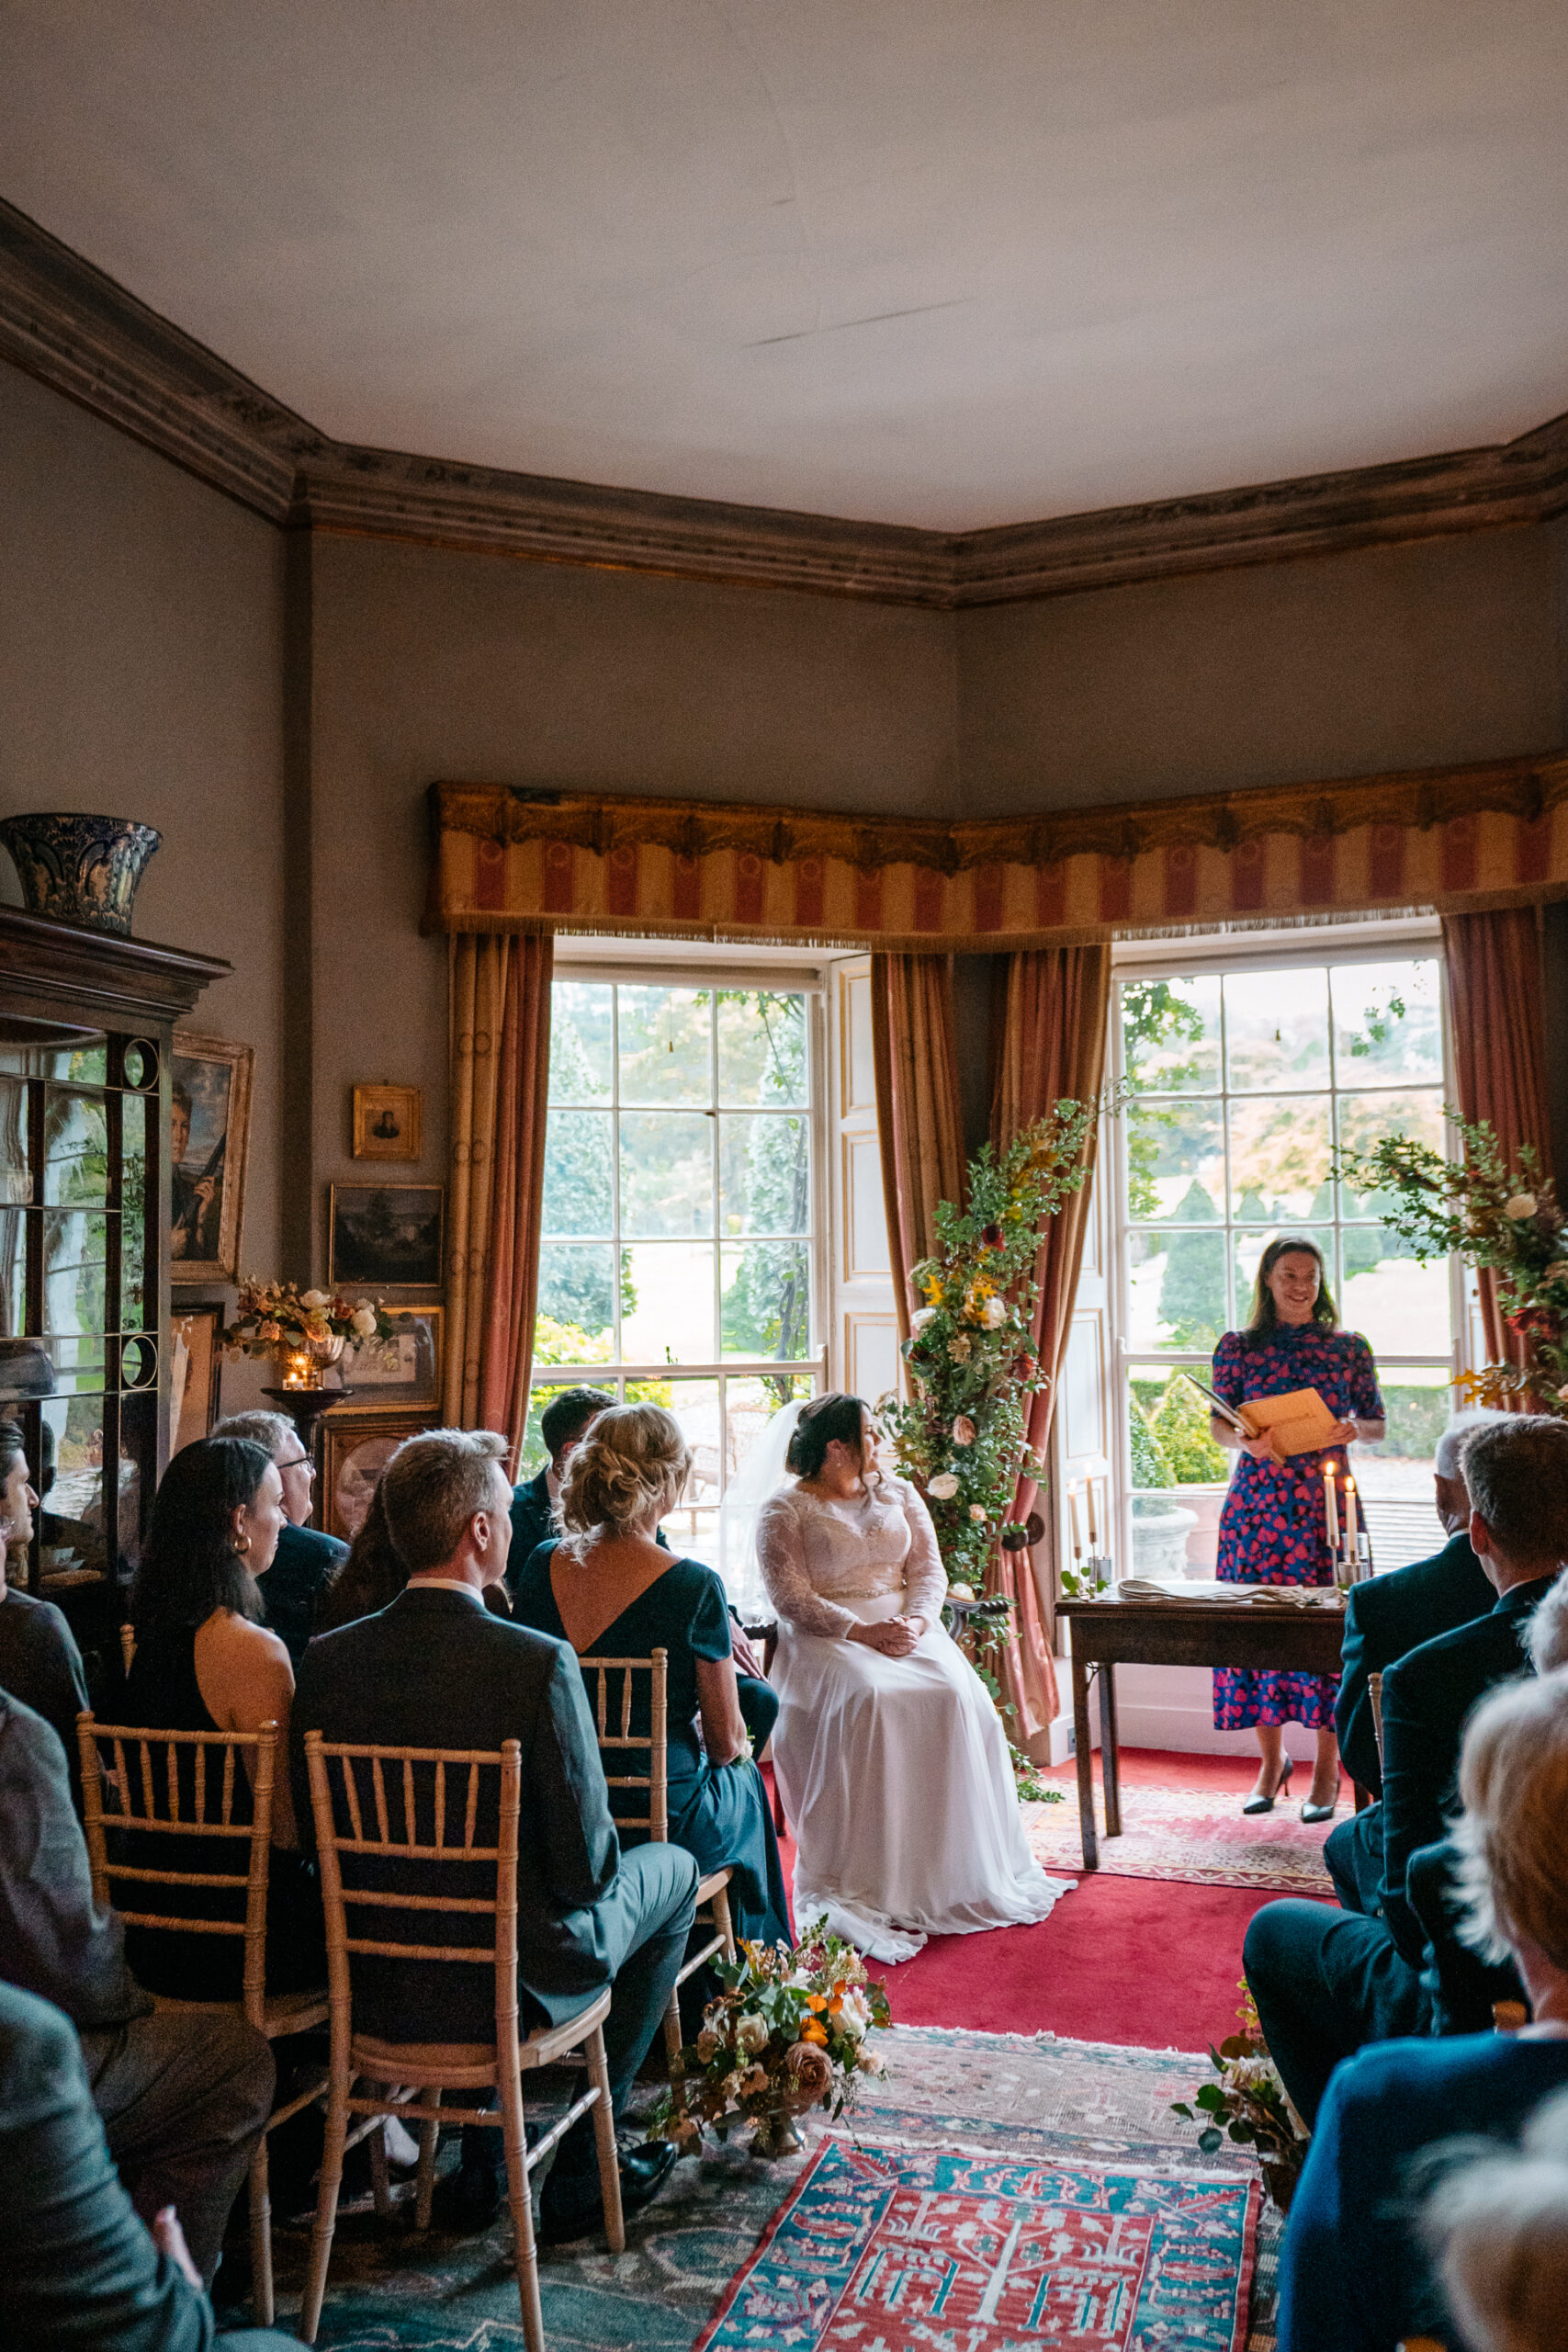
[1377,1576,1551,1966]
[0,1692,150,2031]
[0,1981,228,2352]
[1334,1532,1494,1796]
[263,1521,349,1666]
[290,1585,623,2040]
[0,1588,89,1804]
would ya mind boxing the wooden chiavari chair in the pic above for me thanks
[119,1623,136,1674]
[577,1649,737,2064]
[300,1732,624,2351]
[77,1711,330,2327]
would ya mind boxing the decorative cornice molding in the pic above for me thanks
[5,198,1567,608]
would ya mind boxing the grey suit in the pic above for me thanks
[289,1585,697,2116]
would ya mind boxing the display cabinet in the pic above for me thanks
[0,909,226,1691]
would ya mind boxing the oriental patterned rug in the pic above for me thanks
[276,2028,1282,2352]
[1023,1785,1337,1895]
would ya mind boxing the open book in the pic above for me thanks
[1183,1375,1343,1459]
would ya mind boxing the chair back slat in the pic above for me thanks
[576,1652,669,1842]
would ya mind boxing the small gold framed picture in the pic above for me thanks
[352,1084,422,1163]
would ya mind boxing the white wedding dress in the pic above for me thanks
[755,1473,1072,1963]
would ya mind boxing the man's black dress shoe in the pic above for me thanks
[539,2139,678,2245]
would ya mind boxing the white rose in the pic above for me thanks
[350,1305,378,1338]
[735,2013,769,2054]
[980,1297,1007,1329]
[909,1307,938,1334]
[1505,1194,1539,1221]
[946,1582,976,1603]
[969,1504,987,1522]
[927,1473,960,1500]
[299,1288,330,1310]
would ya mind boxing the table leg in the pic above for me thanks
[1098,1664,1122,1837]
[1070,1647,1099,1870]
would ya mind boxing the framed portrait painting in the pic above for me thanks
[352,1084,422,1163]
[170,1031,254,1285]
[322,1408,440,1540]
[169,1305,223,1453]
[328,1183,444,1292]
[324,1305,443,1413]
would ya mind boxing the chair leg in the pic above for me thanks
[662,1984,684,2070]
[415,2087,441,2232]
[367,2116,393,2219]
[499,2078,545,2352]
[587,2023,626,2256]
[249,2130,274,2327]
[300,2071,353,2345]
[711,1882,737,1963]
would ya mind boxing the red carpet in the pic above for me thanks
[766,1747,1334,2052]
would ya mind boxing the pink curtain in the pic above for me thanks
[445,932,553,1465]
[1442,909,1552,1371]
[870,952,966,1343]
[988,944,1112,1738]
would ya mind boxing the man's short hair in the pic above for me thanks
[211,1409,296,1462]
[380,1428,509,1574]
[539,1386,616,1464]
[1461,1417,1568,1563]
[1435,1408,1512,1481]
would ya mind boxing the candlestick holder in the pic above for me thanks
[262,1385,353,1454]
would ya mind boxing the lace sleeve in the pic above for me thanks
[756,1494,858,1640]
[896,1482,948,1623]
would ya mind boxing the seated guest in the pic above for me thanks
[511,1402,791,1951]
[0,1690,274,2286]
[1277,1668,1568,2352]
[0,1422,88,1787]
[0,1978,294,2348]
[1247,1413,1568,2126]
[212,1410,347,1665]
[314,1482,408,1634]
[291,1427,699,2242]
[120,1438,324,2000]
[1420,2085,1568,2352]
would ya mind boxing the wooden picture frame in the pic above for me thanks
[322,1407,441,1540]
[352,1083,422,1163]
[328,1183,445,1292]
[170,1030,254,1285]
[169,1304,223,1453]
[325,1304,443,1414]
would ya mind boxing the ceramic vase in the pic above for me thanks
[0,813,162,937]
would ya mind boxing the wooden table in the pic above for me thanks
[1055,1592,1347,1869]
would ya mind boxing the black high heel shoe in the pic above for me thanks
[1301,1777,1341,1826]
[1241,1755,1293,1815]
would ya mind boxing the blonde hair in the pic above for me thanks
[1452,1666,1568,1970]
[557,1403,690,1539]
[1423,2088,1568,2352]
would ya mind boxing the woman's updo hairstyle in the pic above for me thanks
[558,1403,691,1538]
[785,1392,872,1482]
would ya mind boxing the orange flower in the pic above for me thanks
[806,1994,827,2014]
[799,2018,829,2046]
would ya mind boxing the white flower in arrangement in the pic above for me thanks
[350,1304,378,1338]
[980,1297,1008,1329]
[968,1504,987,1523]
[1221,2055,1278,2097]
[735,2013,769,2054]
[910,1307,939,1334]
[927,1472,960,1500]
[838,1991,870,2036]
[856,2046,886,2075]
[1505,1193,1540,1221]
[951,1415,976,1446]
[299,1288,331,1310]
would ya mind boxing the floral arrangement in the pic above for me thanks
[219,1279,390,1361]
[1171,1980,1307,2211]
[650,1929,892,2158]
[1334,1118,1568,1414]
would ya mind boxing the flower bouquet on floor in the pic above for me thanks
[1171,1981,1308,2212]
[649,1928,892,2161]
[219,1280,392,1389]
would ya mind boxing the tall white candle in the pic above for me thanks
[1324,1463,1339,1550]
[1068,1485,1085,1557]
[1086,1477,1100,1549]
[1343,1477,1359,1558]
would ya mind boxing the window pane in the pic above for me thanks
[619,1112,714,1238]
[549,982,614,1103]
[1122,974,1221,1092]
[1340,1241,1451,1357]
[720,1114,808,1236]
[1126,1101,1224,1223]
[1224,966,1329,1091]
[620,1242,716,1362]
[717,990,807,1106]
[1331,959,1442,1088]
[617,987,712,1106]
[721,1240,811,1360]
[1227,1095,1331,1221]
[44,1091,109,1207]
[536,1244,616,1351]
[1127,1227,1226,1353]
[654,1379,722,1566]
[120,1093,147,1330]
[1348,1363,1450,1569]
[0,1080,30,1206]
[541,1110,614,1237]
[1129,1366,1232,1577]
[1337,1090,1445,1215]
[1234,1228,1335,1326]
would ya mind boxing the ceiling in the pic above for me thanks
[4,1,1567,531]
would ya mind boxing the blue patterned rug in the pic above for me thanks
[269,2030,1280,2350]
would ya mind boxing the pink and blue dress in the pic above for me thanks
[1209,1323,1383,1731]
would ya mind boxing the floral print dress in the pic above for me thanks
[1210,1323,1383,1730]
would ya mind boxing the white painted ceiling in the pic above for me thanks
[4,1,1568,529]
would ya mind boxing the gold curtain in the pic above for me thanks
[444,931,554,1463]
[989,944,1112,1737]
[1442,908,1552,1370]
[869,953,966,1343]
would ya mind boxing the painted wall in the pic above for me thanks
[0,361,288,1401]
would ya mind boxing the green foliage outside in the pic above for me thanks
[517,1316,672,1476]
[1129,1402,1171,1489]
[1154,1378,1229,1482]
[1160,1180,1222,1351]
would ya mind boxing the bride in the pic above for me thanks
[745,1391,1072,1963]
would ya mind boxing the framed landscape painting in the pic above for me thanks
[170,1031,254,1285]
[328,1183,444,1292]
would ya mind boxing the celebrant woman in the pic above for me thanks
[1209,1236,1384,1824]
[750,1391,1070,1963]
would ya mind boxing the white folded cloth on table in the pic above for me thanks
[1112,1577,1341,1608]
